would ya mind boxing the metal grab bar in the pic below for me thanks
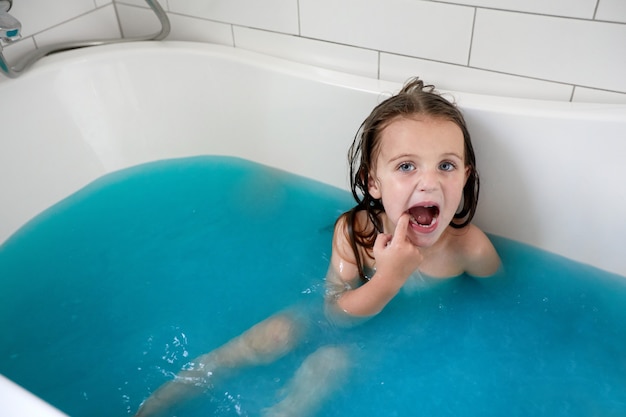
[0,0,170,78]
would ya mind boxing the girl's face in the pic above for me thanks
[368,116,469,248]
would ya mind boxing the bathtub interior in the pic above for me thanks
[1,42,625,278]
[1,41,626,414]
[0,42,390,243]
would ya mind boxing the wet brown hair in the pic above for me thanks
[339,77,480,281]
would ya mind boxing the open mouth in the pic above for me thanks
[409,205,440,228]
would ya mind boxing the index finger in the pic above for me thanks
[392,213,411,243]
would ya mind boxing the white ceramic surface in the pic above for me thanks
[2,41,625,276]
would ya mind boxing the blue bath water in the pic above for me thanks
[1,156,625,417]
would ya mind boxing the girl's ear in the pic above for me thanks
[464,165,471,182]
[368,171,382,199]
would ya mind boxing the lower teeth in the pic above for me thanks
[410,216,435,227]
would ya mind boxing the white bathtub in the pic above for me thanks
[1,41,625,414]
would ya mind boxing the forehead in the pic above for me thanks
[376,115,465,158]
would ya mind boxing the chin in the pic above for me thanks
[408,229,443,248]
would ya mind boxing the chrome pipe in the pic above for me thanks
[0,0,170,78]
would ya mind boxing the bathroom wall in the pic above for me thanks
[2,0,626,104]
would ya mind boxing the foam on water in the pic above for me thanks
[1,156,625,416]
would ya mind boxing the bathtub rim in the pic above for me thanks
[5,41,626,116]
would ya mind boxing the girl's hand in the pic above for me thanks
[372,213,423,285]
[326,212,425,318]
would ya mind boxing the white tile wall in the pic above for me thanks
[573,87,626,104]
[115,4,163,38]
[117,0,155,7]
[35,5,120,47]
[163,13,233,46]
[379,53,574,101]
[471,9,626,92]
[167,0,299,34]
[117,4,234,45]
[2,0,626,104]
[595,0,626,24]
[233,27,379,79]
[94,0,113,7]
[434,0,597,19]
[299,0,475,65]
[9,0,98,36]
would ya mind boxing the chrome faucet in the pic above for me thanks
[0,0,21,42]
[1,0,169,78]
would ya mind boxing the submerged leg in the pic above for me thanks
[135,313,301,417]
[262,345,351,417]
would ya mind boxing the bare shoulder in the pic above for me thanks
[332,213,354,262]
[332,210,373,263]
[449,224,501,277]
[329,212,366,289]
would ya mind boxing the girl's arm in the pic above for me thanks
[325,214,422,322]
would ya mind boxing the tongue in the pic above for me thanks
[411,206,438,226]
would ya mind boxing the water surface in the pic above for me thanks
[1,156,624,416]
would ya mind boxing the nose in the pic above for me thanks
[416,168,438,192]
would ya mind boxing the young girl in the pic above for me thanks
[134,78,500,416]
[325,77,500,323]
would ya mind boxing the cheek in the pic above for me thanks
[379,189,407,222]
[454,179,466,199]
[445,178,467,211]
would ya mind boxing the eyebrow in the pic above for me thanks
[387,152,464,164]
[387,153,414,163]
[440,152,464,161]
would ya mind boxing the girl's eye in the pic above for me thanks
[439,161,456,171]
[398,162,415,172]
